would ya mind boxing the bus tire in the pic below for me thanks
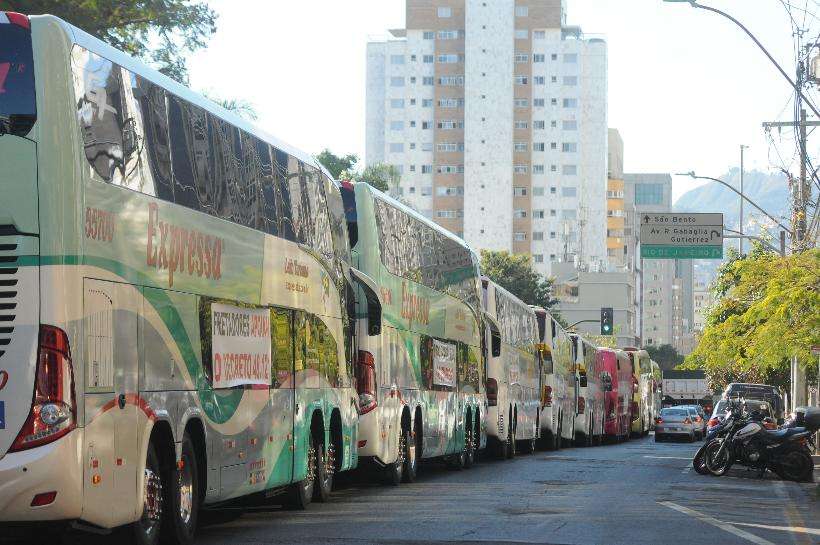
[129,442,164,545]
[403,425,418,483]
[506,412,516,459]
[164,434,199,545]
[464,423,476,468]
[384,427,406,486]
[313,434,334,502]
[286,433,316,509]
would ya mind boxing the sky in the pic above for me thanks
[188,0,814,202]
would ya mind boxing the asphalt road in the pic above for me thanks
[5,434,819,545]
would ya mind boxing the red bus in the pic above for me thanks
[599,348,633,442]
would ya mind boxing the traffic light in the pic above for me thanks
[600,307,613,335]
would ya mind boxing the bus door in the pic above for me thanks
[83,279,140,526]
[269,308,295,486]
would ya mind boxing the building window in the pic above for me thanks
[410,77,416,84]
[533,209,545,219]
[422,98,433,107]
[514,98,529,108]
[533,165,545,174]
[551,75,558,83]
[551,98,558,105]
[409,183,416,190]
[436,186,464,196]
[410,54,417,62]
[533,53,545,62]
[533,231,544,241]
[514,120,529,129]
[437,53,463,63]
[437,142,464,152]
[550,142,557,150]
[550,186,557,194]
[390,99,405,108]
[389,143,404,153]
[513,186,528,196]
[551,53,558,60]
[422,142,433,151]
[410,166,416,173]
[423,54,434,63]
[390,77,405,87]
[392,165,404,175]
[562,165,578,175]
[438,120,464,129]
[421,165,433,174]
[550,165,557,172]
[561,186,577,198]
[437,165,464,174]
[534,30,546,39]
[515,6,529,16]
[423,31,435,39]
[514,142,528,152]
[422,77,434,86]
[514,232,527,241]
[514,164,528,174]
[410,121,416,127]
[562,142,578,152]
[438,98,465,108]
[515,29,529,39]
[390,55,405,65]
[563,75,578,86]
[534,98,545,107]
[422,121,432,129]
[533,186,545,196]
[635,183,665,205]
[390,120,404,130]
[437,210,463,219]
[514,53,529,63]
[562,209,577,220]
[438,75,465,86]
[563,53,578,63]
[549,231,556,239]
[533,120,545,130]
[533,142,545,152]
[514,75,529,85]
[562,98,578,108]
[550,209,557,216]
[551,120,557,127]
[437,6,452,17]
[533,76,545,85]
[438,29,463,40]
[409,143,416,150]
[533,254,544,263]
[421,185,433,195]
[562,120,578,130]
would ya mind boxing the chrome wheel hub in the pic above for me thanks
[142,467,163,529]
[178,456,194,525]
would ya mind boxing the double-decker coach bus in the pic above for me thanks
[625,348,652,437]
[341,182,485,481]
[533,308,575,449]
[649,360,662,429]
[571,335,604,447]
[0,13,361,544]
[599,348,632,442]
[481,279,539,457]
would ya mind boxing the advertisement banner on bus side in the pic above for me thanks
[433,339,456,388]
[211,303,272,388]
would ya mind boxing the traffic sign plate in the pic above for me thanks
[640,212,724,260]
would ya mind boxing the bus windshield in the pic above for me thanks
[0,15,36,136]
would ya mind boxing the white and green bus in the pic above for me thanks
[481,278,540,457]
[0,13,363,544]
[341,181,485,481]
[533,307,576,450]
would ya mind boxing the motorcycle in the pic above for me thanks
[704,405,819,482]
[692,405,737,475]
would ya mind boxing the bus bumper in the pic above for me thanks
[0,429,83,522]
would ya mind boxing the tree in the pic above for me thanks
[682,246,819,392]
[645,344,684,372]
[202,91,257,120]
[316,149,358,180]
[479,250,557,310]
[1,0,218,83]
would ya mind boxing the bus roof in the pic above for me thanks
[42,15,334,182]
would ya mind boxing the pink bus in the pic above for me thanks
[599,348,633,442]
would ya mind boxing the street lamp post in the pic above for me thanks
[663,0,820,119]
[675,172,794,238]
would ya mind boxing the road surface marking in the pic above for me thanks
[770,479,813,545]
[728,522,820,537]
[643,455,691,460]
[658,501,776,545]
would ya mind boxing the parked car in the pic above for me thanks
[678,405,707,440]
[655,407,697,442]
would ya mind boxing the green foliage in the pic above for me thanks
[316,149,358,180]
[479,250,557,310]
[645,344,684,372]
[356,163,398,193]
[684,248,820,391]
[2,0,218,83]
[201,91,257,120]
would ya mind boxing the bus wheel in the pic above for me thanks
[286,435,316,509]
[403,424,418,483]
[131,443,164,545]
[313,437,334,502]
[464,426,475,468]
[384,428,406,486]
[165,434,199,544]
[521,434,536,454]
[506,419,516,458]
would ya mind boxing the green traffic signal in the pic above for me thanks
[600,307,613,336]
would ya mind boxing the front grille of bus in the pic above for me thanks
[0,240,18,360]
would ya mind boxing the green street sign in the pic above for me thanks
[641,245,723,259]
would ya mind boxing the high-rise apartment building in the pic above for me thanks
[366,0,608,276]
[623,173,694,351]
[606,128,627,269]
